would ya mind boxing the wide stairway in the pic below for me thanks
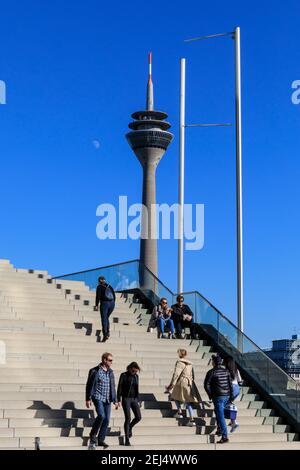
[0,259,299,450]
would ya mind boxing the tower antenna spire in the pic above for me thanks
[146,52,154,111]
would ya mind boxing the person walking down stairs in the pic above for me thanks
[165,349,200,426]
[85,353,120,450]
[204,354,234,444]
[94,276,116,342]
[117,362,142,446]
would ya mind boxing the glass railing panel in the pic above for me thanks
[57,260,140,292]
[194,294,219,343]
[266,359,298,419]
[218,314,240,353]
[241,335,270,390]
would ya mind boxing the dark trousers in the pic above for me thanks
[100,300,115,337]
[122,398,142,439]
[90,399,111,443]
[173,317,198,339]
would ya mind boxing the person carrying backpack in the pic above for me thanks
[94,276,116,342]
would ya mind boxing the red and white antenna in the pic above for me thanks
[146,52,154,110]
[148,52,152,81]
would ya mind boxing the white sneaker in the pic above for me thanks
[174,412,183,419]
[187,420,196,427]
[149,328,153,333]
[230,423,239,433]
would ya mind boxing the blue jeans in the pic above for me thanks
[175,400,193,418]
[232,384,240,401]
[213,395,230,439]
[100,300,115,337]
[158,317,175,334]
[90,399,111,443]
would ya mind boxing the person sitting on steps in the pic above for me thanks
[171,295,198,339]
[148,298,176,339]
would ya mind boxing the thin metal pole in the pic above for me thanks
[178,58,186,294]
[234,27,244,332]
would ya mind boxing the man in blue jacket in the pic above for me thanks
[86,352,120,450]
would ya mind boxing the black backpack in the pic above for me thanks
[104,284,114,301]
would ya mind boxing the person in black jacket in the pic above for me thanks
[85,352,120,450]
[94,276,116,342]
[204,354,234,443]
[171,295,198,339]
[117,362,142,446]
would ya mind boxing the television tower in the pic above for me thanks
[126,53,173,277]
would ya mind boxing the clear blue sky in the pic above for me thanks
[0,0,299,348]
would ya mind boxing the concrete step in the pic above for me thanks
[6,305,76,313]
[0,395,264,408]
[5,345,63,354]
[6,353,69,361]
[0,278,48,286]
[135,351,206,359]
[0,272,47,279]
[0,287,65,295]
[8,424,282,438]
[0,407,272,419]
[19,434,210,448]
[60,343,202,355]
[12,426,195,437]
[3,415,275,428]
[0,296,66,305]
[0,332,56,341]
[16,268,49,275]
[0,319,46,329]
[0,437,19,448]
[33,442,300,450]
[0,338,58,347]
[12,313,85,322]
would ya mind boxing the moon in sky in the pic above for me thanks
[92,139,100,149]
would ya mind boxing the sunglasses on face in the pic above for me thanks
[106,358,113,363]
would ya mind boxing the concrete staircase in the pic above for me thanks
[0,258,299,450]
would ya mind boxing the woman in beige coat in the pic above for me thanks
[165,349,200,426]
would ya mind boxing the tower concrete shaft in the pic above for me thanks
[126,54,173,277]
